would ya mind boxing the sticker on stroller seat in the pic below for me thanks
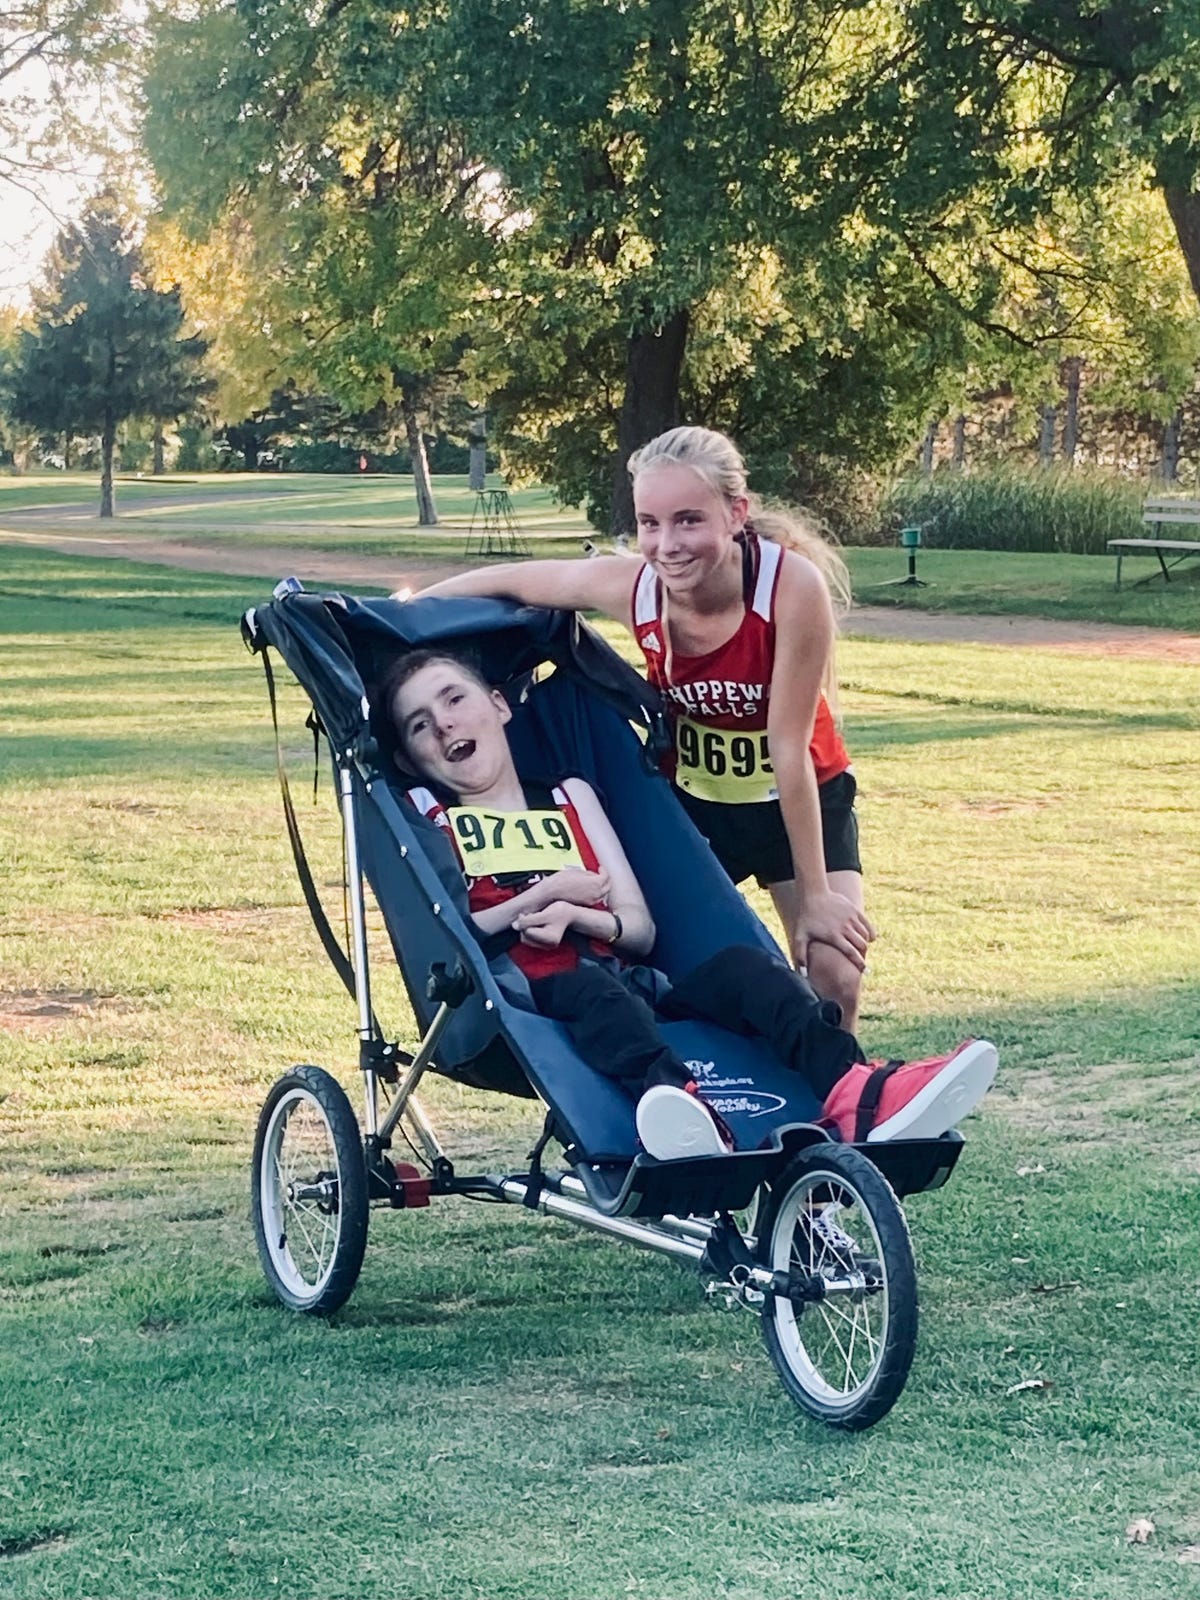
[705,1092,788,1119]
[686,1061,787,1118]
[447,806,585,877]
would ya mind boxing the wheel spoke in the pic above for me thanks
[254,1073,368,1317]
[762,1150,912,1421]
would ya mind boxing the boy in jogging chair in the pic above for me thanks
[383,649,997,1163]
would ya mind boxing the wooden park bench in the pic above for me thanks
[1108,498,1200,588]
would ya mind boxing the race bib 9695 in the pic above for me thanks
[674,716,778,804]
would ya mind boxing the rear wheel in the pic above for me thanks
[758,1143,916,1430]
[251,1066,368,1314]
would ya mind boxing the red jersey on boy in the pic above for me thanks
[406,782,614,980]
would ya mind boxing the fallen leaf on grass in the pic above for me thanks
[1005,1377,1053,1397]
[1016,1164,1047,1177]
[1030,1281,1082,1295]
[1177,1546,1200,1565]
[1126,1518,1156,1544]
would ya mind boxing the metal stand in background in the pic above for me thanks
[465,487,529,558]
[882,525,929,587]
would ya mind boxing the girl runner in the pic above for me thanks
[413,426,873,1029]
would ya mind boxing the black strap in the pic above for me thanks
[854,1060,904,1145]
[738,527,757,606]
[261,648,384,1037]
[523,1110,559,1208]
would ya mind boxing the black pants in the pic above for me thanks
[527,946,862,1102]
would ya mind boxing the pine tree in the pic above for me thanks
[11,195,210,515]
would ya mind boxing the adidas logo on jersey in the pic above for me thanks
[641,630,661,653]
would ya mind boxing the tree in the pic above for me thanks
[11,196,209,515]
[141,0,1200,530]
[1,0,133,282]
[143,0,1041,527]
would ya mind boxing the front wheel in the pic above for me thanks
[758,1143,917,1430]
[251,1066,369,1315]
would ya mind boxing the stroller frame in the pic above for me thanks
[246,586,963,1431]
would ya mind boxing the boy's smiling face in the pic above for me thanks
[391,660,515,798]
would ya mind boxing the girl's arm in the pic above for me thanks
[768,555,875,973]
[512,778,656,956]
[410,556,637,628]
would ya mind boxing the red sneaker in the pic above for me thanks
[821,1040,998,1144]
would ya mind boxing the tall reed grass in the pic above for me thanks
[879,466,1147,555]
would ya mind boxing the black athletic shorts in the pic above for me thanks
[676,770,861,888]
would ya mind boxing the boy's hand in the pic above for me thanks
[544,868,610,907]
[512,901,575,948]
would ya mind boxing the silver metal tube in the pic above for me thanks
[339,763,378,1137]
[497,1178,706,1264]
[554,1173,719,1245]
[399,1092,446,1164]
[338,764,374,1047]
[377,1004,454,1144]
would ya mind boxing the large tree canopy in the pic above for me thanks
[142,0,1200,526]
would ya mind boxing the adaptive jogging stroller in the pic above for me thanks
[242,582,965,1431]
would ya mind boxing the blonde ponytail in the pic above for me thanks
[744,498,851,620]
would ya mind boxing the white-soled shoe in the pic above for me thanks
[822,1039,999,1144]
[636,1084,731,1161]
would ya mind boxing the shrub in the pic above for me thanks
[877,466,1146,556]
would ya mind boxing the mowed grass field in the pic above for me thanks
[1,546,1199,1599]
[3,469,1200,628]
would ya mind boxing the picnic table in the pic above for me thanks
[1109,497,1200,588]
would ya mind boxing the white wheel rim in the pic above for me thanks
[260,1088,342,1301]
[770,1166,890,1409]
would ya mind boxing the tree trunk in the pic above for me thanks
[153,422,165,475]
[243,439,258,471]
[1039,405,1057,468]
[1163,186,1200,307]
[63,435,72,470]
[99,410,116,518]
[1161,410,1181,482]
[611,308,690,537]
[952,414,966,468]
[919,419,937,474]
[402,397,438,526]
[1061,358,1082,464]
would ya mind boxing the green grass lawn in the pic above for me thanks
[1,547,1199,1598]
[6,470,1200,627]
[846,545,1200,630]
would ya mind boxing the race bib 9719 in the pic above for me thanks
[446,806,584,877]
[674,716,777,804]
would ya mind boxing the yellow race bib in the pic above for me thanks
[674,716,777,804]
[446,806,584,877]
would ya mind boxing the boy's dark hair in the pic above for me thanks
[378,649,494,774]
[380,649,491,725]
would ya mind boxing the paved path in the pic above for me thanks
[3,522,1199,662]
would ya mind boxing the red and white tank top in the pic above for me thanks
[631,532,850,804]
[406,782,613,980]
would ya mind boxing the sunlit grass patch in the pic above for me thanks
[0,545,1197,1598]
